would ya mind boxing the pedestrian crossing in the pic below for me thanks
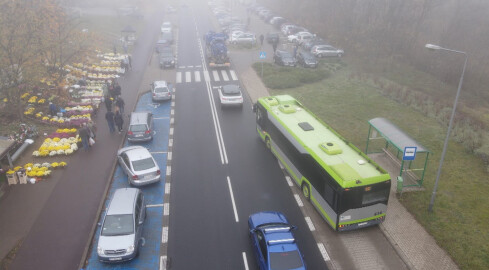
[176,69,239,83]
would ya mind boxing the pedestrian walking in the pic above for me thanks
[114,82,122,98]
[272,41,278,53]
[104,94,112,111]
[87,120,97,139]
[293,44,299,57]
[127,55,132,69]
[78,123,90,151]
[115,96,125,114]
[105,110,116,134]
[114,110,124,134]
[259,34,264,46]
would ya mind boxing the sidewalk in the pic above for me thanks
[233,44,458,270]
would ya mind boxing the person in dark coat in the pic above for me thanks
[78,123,90,151]
[104,95,112,111]
[272,40,278,53]
[115,96,125,114]
[114,110,124,134]
[105,110,115,134]
[259,34,264,46]
[113,82,121,98]
[49,102,57,116]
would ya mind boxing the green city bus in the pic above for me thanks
[253,95,391,231]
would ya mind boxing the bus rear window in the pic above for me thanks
[362,189,389,205]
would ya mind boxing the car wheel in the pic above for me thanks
[318,53,323,58]
[301,183,311,201]
[338,53,343,58]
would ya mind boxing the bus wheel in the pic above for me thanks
[301,183,311,201]
[265,137,271,150]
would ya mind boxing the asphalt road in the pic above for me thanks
[8,1,167,269]
[166,2,327,269]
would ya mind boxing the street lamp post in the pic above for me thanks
[425,43,468,212]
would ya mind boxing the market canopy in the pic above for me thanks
[0,137,16,167]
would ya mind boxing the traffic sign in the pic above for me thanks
[259,51,266,59]
[403,147,417,161]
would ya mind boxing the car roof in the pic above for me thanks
[129,111,151,125]
[222,84,241,93]
[124,147,152,161]
[153,80,168,87]
[106,188,139,215]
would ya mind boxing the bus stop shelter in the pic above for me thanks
[365,117,430,188]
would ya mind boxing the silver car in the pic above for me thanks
[97,188,145,263]
[218,84,244,107]
[151,80,173,101]
[311,45,344,57]
[117,146,161,186]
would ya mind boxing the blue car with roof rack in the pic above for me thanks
[248,211,306,270]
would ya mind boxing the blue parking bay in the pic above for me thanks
[85,93,171,270]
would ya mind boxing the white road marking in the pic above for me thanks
[176,72,182,83]
[166,166,171,176]
[170,118,174,124]
[294,194,304,207]
[150,152,167,154]
[165,183,171,194]
[212,70,220,81]
[162,227,168,243]
[178,66,185,69]
[146,204,164,208]
[185,71,191,82]
[204,71,210,82]
[167,152,172,160]
[194,71,201,82]
[221,70,229,81]
[195,65,202,68]
[317,243,331,261]
[188,65,194,68]
[227,176,239,222]
[242,252,249,270]
[171,101,175,107]
[170,127,174,135]
[305,216,316,231]
[154,117,169,120]
[171,109,174,116]
[163,203,169,216]
[169,139,173,147]
[160,256,167,270]
[230,70,238,80]
[285,176,293,186]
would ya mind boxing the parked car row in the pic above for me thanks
[97,78,175,263]
[249,3,345,60]
[156,22,176,69]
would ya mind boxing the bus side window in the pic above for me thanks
[323,184,335,208]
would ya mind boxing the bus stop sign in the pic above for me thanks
[403,147,417,161]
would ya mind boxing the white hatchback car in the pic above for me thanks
[218,84,244,108]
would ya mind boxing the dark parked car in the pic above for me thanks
[266,32,280,44]
[296,51,318,68]
[273,50,297,67]
[159,47,175,68]
[302,38,327,51]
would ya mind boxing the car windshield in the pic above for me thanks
[269,250,303,270]
[101,214,134,236]
[222,85,241,96]
[132,157,155,171]
[155,86,169,93]
[129,124,147,132]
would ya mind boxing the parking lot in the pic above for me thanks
[85,92,172,270]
